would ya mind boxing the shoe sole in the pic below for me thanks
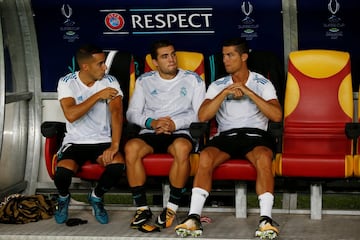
[54,216,67,224]
[175,228,202,238]
[255,230,278,239]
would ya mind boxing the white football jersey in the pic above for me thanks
[206,71,278,133]
[126,68,206,135]
[57,71,123,145]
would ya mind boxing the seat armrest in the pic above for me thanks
[190,122,208,138]
[345,122,360,155]
[345,122,360,139]
[268,121,283,153]
[190,122,209,152]
[268,121,283,137]
[41,121,66,138]
[125,122,141,139]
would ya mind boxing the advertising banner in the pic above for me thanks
[31,0,283,91]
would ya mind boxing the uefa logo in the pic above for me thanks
[104,13,125,31]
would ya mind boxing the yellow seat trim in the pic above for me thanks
[145,51,205,80]
[289,50,350,78]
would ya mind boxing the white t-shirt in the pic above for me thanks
[206,71,278,133]
[126,68,206,135]
[57,71,123,145]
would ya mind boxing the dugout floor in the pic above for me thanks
[1,204,360,240]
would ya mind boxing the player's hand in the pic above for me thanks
[224,83,246,100]
[152,117,175,135]
[98,87,118,100]
[97,146,118,166]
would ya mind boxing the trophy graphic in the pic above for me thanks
[241,1,254,24]
[327,0,341,23]
[61,4,75,26]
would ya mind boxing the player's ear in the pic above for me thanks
[241,52,248,62]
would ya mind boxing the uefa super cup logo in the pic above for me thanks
[239,1,258,39]
[327,0,341,23]
[241,1,254,24]
[60,4,79,42]
[324,0,344,39]
[61,4,75,26]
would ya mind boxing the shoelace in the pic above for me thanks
[57,199,67,210]
[134,209,145,219]
[93,201,106,215]
[265,218,279,227]
[260,217,280,227]
[272,219,280,227]
[165,209,175,220]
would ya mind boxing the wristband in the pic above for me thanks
[145,118,154,129]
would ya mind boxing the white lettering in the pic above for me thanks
[201,13,212,27]
[155,14,166,28]
[178,14,188,28]
[130,11,213,30]
[188,14,201,28]
[166,14,177,28]
[144,14,154,28]
[131,15,143,28]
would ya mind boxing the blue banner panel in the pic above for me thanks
[31,0,283,92]
[297,0,360,89]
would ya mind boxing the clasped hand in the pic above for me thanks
[225,82,247,100]
[152,117,175,135]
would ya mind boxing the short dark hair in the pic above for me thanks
[76,44,103,65]
[223,37,249,55]
[150,39,174,60]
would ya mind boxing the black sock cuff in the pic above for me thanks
[169,185,186,206]
[131,185,147,207]
[54,167,74,196]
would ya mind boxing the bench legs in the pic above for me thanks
[161,180,322,220]
[310,183,322,220]
[162,180,248,219]
[282,192,297,210]
[162,181,170,208]
[235,181,247,218]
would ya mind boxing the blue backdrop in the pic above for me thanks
[297,0,360,90]
[31,0,284,91]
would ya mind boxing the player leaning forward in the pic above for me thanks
[175,37,282,239]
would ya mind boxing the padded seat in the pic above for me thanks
[353,87,360,177]
[144,51,205,80]
[142,153,257,181]
[274,49,354,178]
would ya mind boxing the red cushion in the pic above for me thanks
[142,154,256,180]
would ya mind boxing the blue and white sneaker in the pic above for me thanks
[54,195,70,224]
[88,193,109,224]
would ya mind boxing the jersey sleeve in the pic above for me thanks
[57,77,74,100]
[107,74,124,98]
[126,77,147,127]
